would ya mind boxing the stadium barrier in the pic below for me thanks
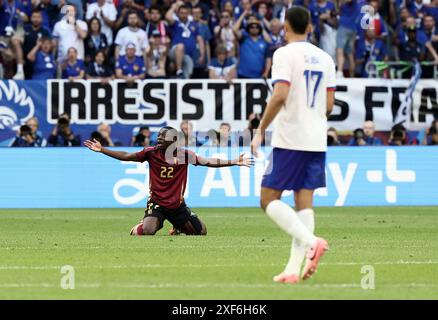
[366,60,438,79]
[0,78,437,147]
[1,146,437,208]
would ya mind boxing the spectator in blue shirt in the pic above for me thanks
[166,1,205,79]
[34,0,59,31]
[22,10,51,78]
[10,125,37,147]
[423,15,438,54]
[115,42,146,81]
[336,0,362,78]
[268,18,285,57]
[185,0,210,21]
[0,0,31,80]
[86,50,113,81]
[192,5,213,78]
[421,2,438,23]
[234,17,271,78]
[421,120,438,145]
[355,29,387,77]
[398,16,438,63]
[26,36,56,80]
[420,14,438,77]
[309,0,337,42]
[233,0,254,27]
[48,116,81,147]
[423,15,438,40]
[208,44,236,81]
[348,121,383,146]
[406,0,427,24]
[61,47,85,80]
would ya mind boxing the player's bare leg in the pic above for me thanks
[130,216,162,236]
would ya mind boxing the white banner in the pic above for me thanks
[47,79,438,132]
[333,78,437,131]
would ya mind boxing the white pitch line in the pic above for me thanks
[1,282,438,290]
[0,245,283,250]
[1,260,438,270]
[1,243,435,250]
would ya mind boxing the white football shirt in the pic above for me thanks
[53,19,88,61]
[114,27,149,57]
[270,41,336,152]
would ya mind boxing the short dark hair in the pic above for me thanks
[58,117,69,126]
[127,10,139,18]
[40,36,51,43]
[178,5,190,12]
[391,124,406,132]
[91,131,103,141]
[94,49,107,60]
[149,5,161,14]
[139,126,150,131]
[192,5,203,11]
[161,126,178,141]
[286,6,310,35]
[20,125,32,135]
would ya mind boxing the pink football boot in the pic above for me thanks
[301,238,329,280]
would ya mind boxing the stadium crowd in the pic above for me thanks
[2,0,437,147]
[9,114,438,147]
[0,0,437,80]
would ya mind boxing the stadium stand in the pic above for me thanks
[1,0,437,146]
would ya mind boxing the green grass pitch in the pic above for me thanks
[0,206,437,299]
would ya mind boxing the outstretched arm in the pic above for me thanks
[197,153,254,168]
[84,139,139,161]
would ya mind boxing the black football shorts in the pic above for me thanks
[143,200,203,234]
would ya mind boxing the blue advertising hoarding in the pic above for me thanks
[0,146,437,208]
[1,79,438,148]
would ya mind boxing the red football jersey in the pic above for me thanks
[136,146,199,209]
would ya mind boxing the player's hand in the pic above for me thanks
[250,129,263,158]
[84,138,102,152]
[236,153,254,168]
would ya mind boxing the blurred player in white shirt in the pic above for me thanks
[251,6,336,284]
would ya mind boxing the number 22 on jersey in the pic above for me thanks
[303,70,323,109]
[160,166,174,179]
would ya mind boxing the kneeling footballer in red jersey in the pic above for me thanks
[84,126,253,236]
